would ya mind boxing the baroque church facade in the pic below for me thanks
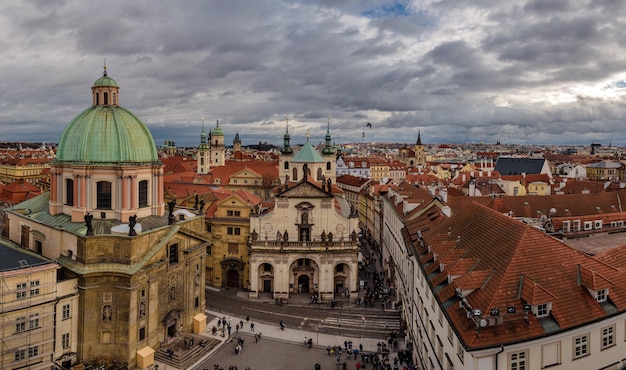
[4,67,209,368]
[249,128,359,302]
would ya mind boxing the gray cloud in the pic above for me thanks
[1,0,625,147]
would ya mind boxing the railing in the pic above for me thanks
[251,240,359,251]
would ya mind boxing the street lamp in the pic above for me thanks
[155,364,159,370]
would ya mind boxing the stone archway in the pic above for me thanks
[298,274,310,293]
[226,269,239,288]
[290,258,318,295]
[221,258,244,289]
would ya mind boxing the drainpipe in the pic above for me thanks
[495,345,505,369]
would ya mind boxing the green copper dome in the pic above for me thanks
[55,105,159,164]
[211,123,224,136]
[93,75,118,87]
[55,68,159,165]
[292,141,324,163]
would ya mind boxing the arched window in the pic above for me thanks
[284,161,289,170]
[215,140,218,146]
[138,180,148,208]
[96,181,112,209]
[200,157,204,166]
[103,92,109,105]
[95,92,99,105]
[65,178,74,206]
[112,92,117,105]
[317,168,323,180]
[292,167,298,181]
[326,161,331,171]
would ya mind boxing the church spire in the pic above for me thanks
[281,116,293,155]
[322,116,334,155]
[416,129,422,146]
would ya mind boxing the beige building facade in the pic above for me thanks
[248,175,359,302]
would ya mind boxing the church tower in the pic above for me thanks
[279,117,294,183]
[233,132,241,153]
[197,117,210,174]
[415,129,426,167]
[209,120,225,168]
[321,117,336,181]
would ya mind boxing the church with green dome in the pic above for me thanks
[50,65,164,222]
[4,67,209,369]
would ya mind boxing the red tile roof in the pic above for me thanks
[416,201,626,349]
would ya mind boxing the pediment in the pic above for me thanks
[278,181,332,198]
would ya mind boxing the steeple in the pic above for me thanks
[322,117,334,155]
[199,116,208,150]
[416,129,422,146]
[281,117,293,155]
[233,132,241,152]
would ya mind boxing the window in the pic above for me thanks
[327,162,331,171]
[28,346,39,358]
[30,280,40,296]
[292,167,298,181]
[16,283,27,299]
[336,264,344,272]
[103,92,109,105]
[284,161,289,170]
[457,342,464,364]
[195,296,199,308]
[65,178,74,206]
[509,351,527,370]
[112,92,117,105]
[15,316,26,333]
[263,264,272,272]
[62,333,70,349]
[139,327,146,341]
[602,325,615,350]
[448,326,454,344]
[227,210,241,217]
[227,227,241,235]
[15,349,25,361]
[206,224,212,233]
[139,180,148,208]
[29,313,40,330]
[97,181,112,209]
[169,244,179,265]
[537,303,549,318]
[597,289,607,302]
[573,334,588,359]
[206,245,212,255]
[62,304,71,320]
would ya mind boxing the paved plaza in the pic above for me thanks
[198,332,382,370]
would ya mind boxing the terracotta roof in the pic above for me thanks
[0,179,41,205]
[417,201,626,349]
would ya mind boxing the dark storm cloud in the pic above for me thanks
[1,0,626,146]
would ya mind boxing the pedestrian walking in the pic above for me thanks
[250,322,255,332]
[315,363,321,370]
[236,324,239,332]
[246,315,250,322]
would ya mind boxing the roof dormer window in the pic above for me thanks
[535,302,551,318]
[595,288,608,303]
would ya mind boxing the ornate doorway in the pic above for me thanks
[226,269,239,288]
[298,274,310,293]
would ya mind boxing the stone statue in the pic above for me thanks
[168,199,176,225]
[84,212,94,236]
[128,215,137,236]
[283,230,289,243]
[194,193,199,210]
[328,232,333,242]
[199,197,205,213]
[321,230,326,242]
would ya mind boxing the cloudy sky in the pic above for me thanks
[1,0,625,147]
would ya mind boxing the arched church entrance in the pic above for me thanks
[290,258,318,296]
[221,258,244,289]
[226,269,239,288]
[334,263,351,298]
[298,274,310,293]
